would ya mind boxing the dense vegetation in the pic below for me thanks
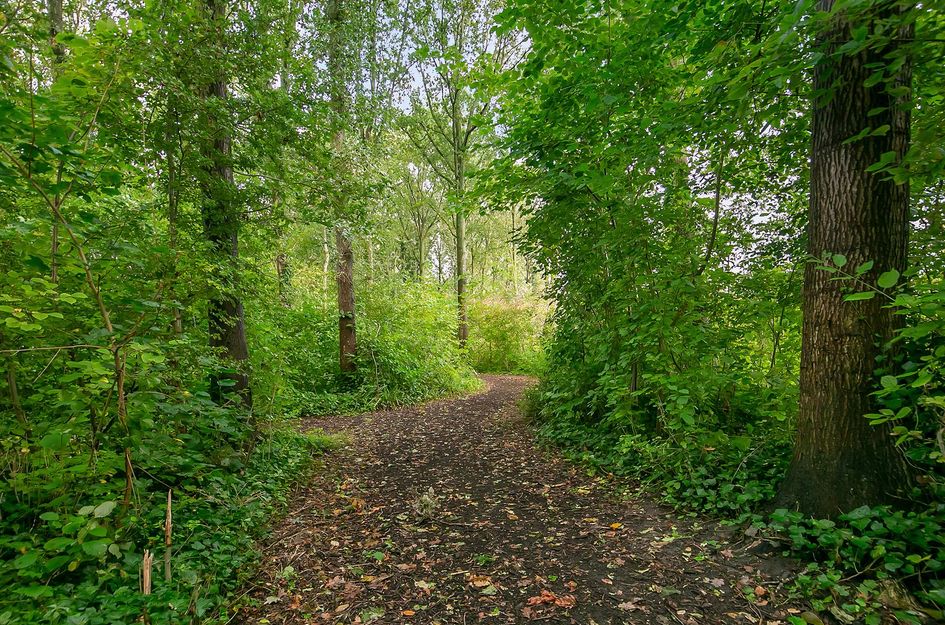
[496,0,945,620]
[0,0,540,621]
[1,0,944,623]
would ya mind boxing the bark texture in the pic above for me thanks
[327,0,357,374]
[778,0,914,516]
[201,0,252,406]
[335,227,356,373]
[48,0,64,284]
[451,85,468,347]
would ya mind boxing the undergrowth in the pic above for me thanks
[0,427,343,625]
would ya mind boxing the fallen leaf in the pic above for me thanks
[526,590,558,606]
[402,610,416,617]
[554,594,576,608]
[468,574,492,588]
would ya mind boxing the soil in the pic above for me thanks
[235,375,807,625]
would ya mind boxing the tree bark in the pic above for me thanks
[201,0,251,407]
[166,113,183,335]
[336,226,356,372]
[328,0,356,374]
[777,0,914,516]
[48,0,64,284]
[451,81,468,347]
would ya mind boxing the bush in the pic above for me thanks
[248,278,481,417]
[0,426,341,625]
[467,296,547,374]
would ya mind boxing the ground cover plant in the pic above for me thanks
[2,0,945,623]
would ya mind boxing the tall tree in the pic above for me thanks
[777,0,915,516]
[201,0,252,405]
[405,0,518,346]
[327,0,357,374]
[47,0,65,284]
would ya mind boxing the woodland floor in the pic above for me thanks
[236,375,808,625]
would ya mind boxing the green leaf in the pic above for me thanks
[854,260,874,275]
[80,539,111,558]
[39,432,70,451]
[844,291,875,302]
[877,270,900,289]
[44,537,74,551]
[831,254,847,268]
[14,551,39,570]
[93,501,117,518]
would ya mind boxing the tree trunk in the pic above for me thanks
[166,116,184,335]
[201,0,251,407]
[48,0,65,284]
[777,0,914,517]
[328,0,356,374]
[322,226,330,302]
[451,83,468,347]
[275,253,290,307]
[336,226,356,373]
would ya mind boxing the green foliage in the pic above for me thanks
[467,297,547,374]
[0,427,340,624]
[356,281,482,404]
[492,0,945,618]
[0,1,512,622]
[754,505,945,621]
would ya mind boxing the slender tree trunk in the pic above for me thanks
[328,0,356,374]
[201,0,251,407]
[275,253,290,307]
[777,0,914,516]
[48,0,65,284]
[418,236,425,278]
[322,226,330,301]
[336,227,356,372]
[451,84,468,347]
[166,119,183,335]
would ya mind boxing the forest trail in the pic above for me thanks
[239,376,804,625]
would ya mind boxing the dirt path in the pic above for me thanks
[237,375,804,625]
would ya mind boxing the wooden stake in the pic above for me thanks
[142,550,153,595]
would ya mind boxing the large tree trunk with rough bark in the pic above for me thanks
[201,0,252,406]
[777,0,914,517]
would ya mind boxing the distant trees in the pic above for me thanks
[403,0,519,346]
